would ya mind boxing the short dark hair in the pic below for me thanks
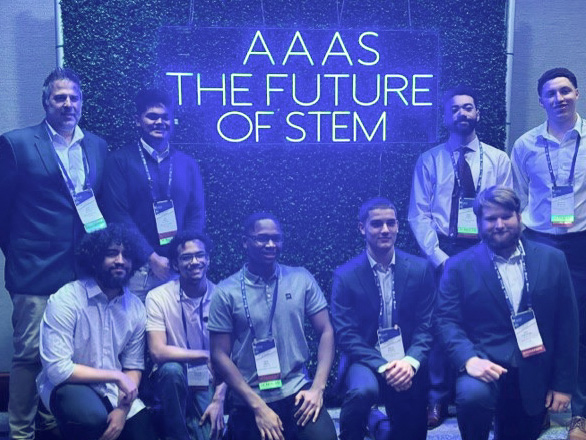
[242,212,282,235]
[442,85,478,110]
[42,67,82,110]
[76,224,148,279]
[537,68,578,95]
[168,230,213,264]
[358,197,397,223]
[135,88,173,115]
[473,185,521,219]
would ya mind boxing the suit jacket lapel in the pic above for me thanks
[355,252,381,317]
[477,243,511,316]
[81,137,97,187]
[521,237,540,301]
[393,250,408,308]
[33,123,62,181]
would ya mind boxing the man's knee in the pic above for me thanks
[456,376,495,412]
[344,382,379,407]
[156,362,186,385]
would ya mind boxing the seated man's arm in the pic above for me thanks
[294,308,334,426]
[210,332,284,440]
[147,331,209,365]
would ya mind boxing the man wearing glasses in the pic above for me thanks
[208,213,337,440]
[145,231,226,440]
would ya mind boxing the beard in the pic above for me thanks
[95,266,131,290]
[450,117,477,136]
[481,227,522,253]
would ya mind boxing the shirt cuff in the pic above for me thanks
[430,249,449,268]
[403,356,420,373]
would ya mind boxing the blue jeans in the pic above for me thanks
[153,362,213,440]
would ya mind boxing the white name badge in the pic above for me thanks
[377,327,405,362]
[511,309,546,358]
[187,364,210,388]
[252,338,282,390]
[73,189,107,233]
[458,198,478,238]
[153,200,178,245]
[551,186,575,227]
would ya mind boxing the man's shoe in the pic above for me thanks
[427,403,445,430]
[568,416,586,440]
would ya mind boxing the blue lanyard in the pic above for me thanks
[490,244,530,316]
[449,142,484,195]
[240,267,279,340]
[544,132,581,188]
[50,143,90,196]
[179,288,206,350]
[137,142,174,201]
[372,265,398,329]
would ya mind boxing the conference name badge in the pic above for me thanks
[153,199,178,245]
[253,338,282,390]
[511,309,546,358]
[377,327,405,362]
[187,364,210,389]
[73,189,107,233]
[551,186,574,227]
[458,198,478,238]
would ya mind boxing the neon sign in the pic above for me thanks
[160,28,439,144]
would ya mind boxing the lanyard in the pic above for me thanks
[137,142,174,201]
[490,244,530,316]
[179,288,207,350]
[372,265,398,328]
[240,268,279,340]
[544,133,581,188]
[51,144,90,196]
[450,142,483,195]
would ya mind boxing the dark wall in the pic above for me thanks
[61,0,508,401]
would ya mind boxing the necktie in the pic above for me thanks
[449,148,475,237]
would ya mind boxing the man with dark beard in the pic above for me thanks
[408,85,513,428]
[435,185,578,440]
[36,224,157,440]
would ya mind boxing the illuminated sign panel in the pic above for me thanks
[160,28,439,144]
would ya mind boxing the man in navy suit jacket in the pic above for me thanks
[0,68,108,439]
[331,197,435,440]
[436,185,579,440]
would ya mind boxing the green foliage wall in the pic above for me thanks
[60,0,508,402]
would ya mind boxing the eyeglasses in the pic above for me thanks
[247,234,283,245]
[178,253,207,263]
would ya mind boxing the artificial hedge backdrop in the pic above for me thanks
[60,0,508,403]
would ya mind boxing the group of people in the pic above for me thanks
[0,64,584,440]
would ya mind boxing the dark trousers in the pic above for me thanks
[225,383,336,440]
[50,383,157,440]
[152,362,213,440]
[456,369,544,440]
[524,228,586,417]
[339,362,427,440]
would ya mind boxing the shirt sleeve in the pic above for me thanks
[39,288,78,387]
[145,291,167,333]
[511,140,530,212]
[119,301,146,371]
[207,285,235,333]
[303,269,328,317]
[408,154,448,267]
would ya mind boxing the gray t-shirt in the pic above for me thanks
[208,264,327,403]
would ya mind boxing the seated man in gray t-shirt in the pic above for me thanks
[208,212,337,440]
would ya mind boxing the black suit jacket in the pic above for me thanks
[331,249,435,377]
[435,238,579,415]
[0,122,107,295]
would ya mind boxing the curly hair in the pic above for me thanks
[76,224,148,279]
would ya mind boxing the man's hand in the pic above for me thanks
[99,408,126,440]
[253,403,284,440]
[200,399,225,439]
[149,252,170,281]
[546,390,571,412]
[381,360,415,392]
[115,372,138,405]
[294,386,324,426]
[465,357,507,383]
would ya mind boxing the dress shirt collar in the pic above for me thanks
[538,113,585,143]
[243,263,279,284]
[140,137,170,163]
[486,241,524,264]
[445,135,480,154]
[83,278,127,303]
[178,278,213,304]
[45,120,84,148]
[366,250,395,272]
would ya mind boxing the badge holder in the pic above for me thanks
[551,186,575,227]
[74,189,107,233]
[253,338,282,390]
[511,309,546,358]
[457,198,478,238]
[187,364,210,390]
[153,199,178,245]
[377,327,405,362]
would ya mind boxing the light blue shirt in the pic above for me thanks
[37,278,146,418]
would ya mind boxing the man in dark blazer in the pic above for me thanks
[436,185,579,440]
[331,197,435,440]
[0,67,108,440]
